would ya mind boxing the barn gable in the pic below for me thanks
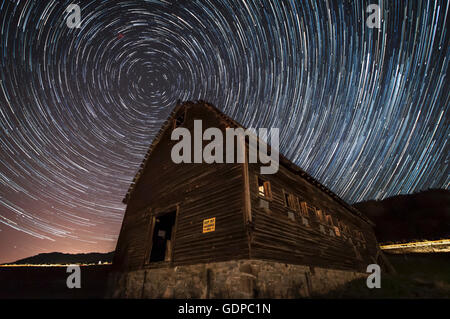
[123,100,371,226]
[114,101,251,269]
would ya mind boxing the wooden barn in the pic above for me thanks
[108,100,387,298]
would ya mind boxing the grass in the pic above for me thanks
[317,253,450,298]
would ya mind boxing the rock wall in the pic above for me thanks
[106,259,366,298]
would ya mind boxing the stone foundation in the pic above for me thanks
[106,259,366,298]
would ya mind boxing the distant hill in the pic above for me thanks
[5,251,114,265]
[354,189,450,243]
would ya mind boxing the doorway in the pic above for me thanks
[149,211,176,262]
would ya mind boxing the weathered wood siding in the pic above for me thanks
[248,162,379,272]
[114,103,249,271]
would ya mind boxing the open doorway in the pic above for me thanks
[149,211,176,263]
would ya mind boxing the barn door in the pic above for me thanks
[149,210,177,263]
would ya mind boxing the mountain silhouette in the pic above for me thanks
[6,251,114,265]
[354,189,450,243]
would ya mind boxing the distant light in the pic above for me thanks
[380,239,450,253]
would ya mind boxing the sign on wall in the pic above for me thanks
[203,217,216,233]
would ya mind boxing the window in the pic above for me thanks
[257,177,272,199]
[334,226,341,237]
[173,112,185,128]
[295,201,309,226]
[291,195,300,211]
[299,201,308,217]
[325,214,334,226]
[334,219,342,237]
[357,230,365,242]
[348,229,365,243]
[283,191,299,211]
[315,209,324,222]
[307,205,316,217]
[284,192,289,206]
[339,222,349,235]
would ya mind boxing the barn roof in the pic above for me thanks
[122,100,374,226]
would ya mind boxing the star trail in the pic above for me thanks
[0,0,448,263]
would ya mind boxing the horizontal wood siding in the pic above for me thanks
[113,207,150,270]
[249,163,378,271]
[172,163,248,265]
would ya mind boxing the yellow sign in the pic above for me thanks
[203,217,216,233]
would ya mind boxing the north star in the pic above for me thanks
[178,303,212,317]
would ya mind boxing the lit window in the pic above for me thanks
[258,184,265,197]
[315,209,324,222]
[258,177,272,199]
[325,214,334,226]
[299,201,308,217]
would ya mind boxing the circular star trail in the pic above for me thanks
[0,0,448,262]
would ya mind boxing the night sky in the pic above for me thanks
[0,0,448,263]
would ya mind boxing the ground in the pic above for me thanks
[0,254,448,299]
[0,265,111,299]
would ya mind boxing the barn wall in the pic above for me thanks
[248,163,379,272]
[113,103,249,271]
[114,100,380,275]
